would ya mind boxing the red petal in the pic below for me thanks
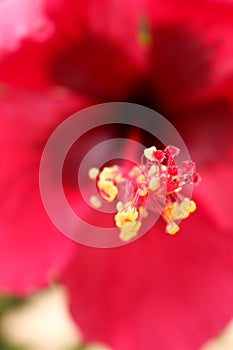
[0,0,148,99]
[62,207,233,350]
[149,0,233,109]
[45,0,148,99]
[0,87,90,295]
[0,0,53,51]
[61,101,233,350]
[173,101,233,232]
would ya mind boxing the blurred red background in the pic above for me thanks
[0,1,233,350]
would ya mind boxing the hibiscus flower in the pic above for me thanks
[0,0,233,350]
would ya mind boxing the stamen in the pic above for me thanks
[88,145,201,242]
[116,201,124,211]
[149,176,160,191]
[90,195,102,209]
[119,221,142,242]
[144,146,157,161]
[115,204,139,228]
[88,167,99,180]
[97,180,118,202]
[96,165,123,202]
[166,221,180,235]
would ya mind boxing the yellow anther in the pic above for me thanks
[144,146,157,161]
[179,197,196,217]
[139,186,148,196]
[116,201,124,211]
[179,198,190,218]
[182,210,190,219]
[189,200,196,213]
[137,174,146,183]
[163,203,175,221]
[171,198,196,220]
[148,164,158,177]
[115,206,138,228]
[149,176,160,191]
[99,165,119,181]
[119,221,142,242]
[171,203,185,220]
[166,221,180,235]
[89,195,102,209]
[98,180,118,202]
[162,165,167,171]
[88,167,99,180]
[180,197,190,208]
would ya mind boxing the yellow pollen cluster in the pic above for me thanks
[173,198,196,220]
[119,221,142,242]
[136,174,148,196]
[97,165,121,202]
[99,165,122,183]
[137,174,146,183]
[98,180,118,202]
[166,221,180,235]
[115,204,139,228]
[164,197,197,235]
[139,186,148,196]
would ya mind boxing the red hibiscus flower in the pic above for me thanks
[0,1,233,350]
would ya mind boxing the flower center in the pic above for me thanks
[88,145,201,242]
